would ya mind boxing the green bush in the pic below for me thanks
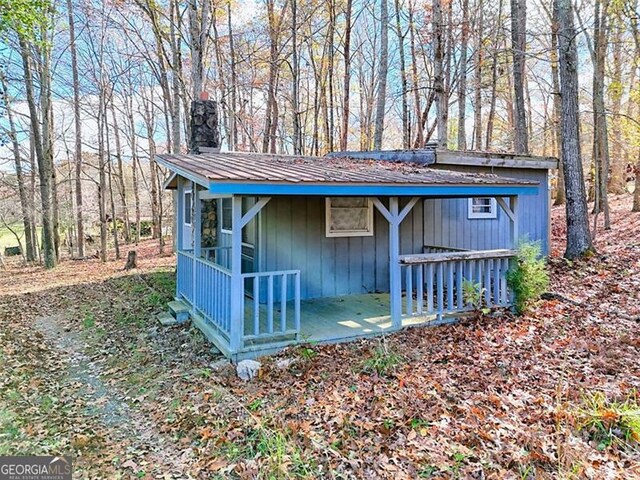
[507,240,549,315]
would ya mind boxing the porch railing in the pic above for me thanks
[241,270,301,344]
[177,250,194,302]
[400,249,515,319]
[193,257,232,335]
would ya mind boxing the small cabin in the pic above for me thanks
[158,148,557,361]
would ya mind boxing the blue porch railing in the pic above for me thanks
[194,257,232,335]
[177,250,194,302]
[241,270,301,344]
[400,249,515,320]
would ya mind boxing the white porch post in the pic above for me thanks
[229,196,244,352]
[373,196,420,329]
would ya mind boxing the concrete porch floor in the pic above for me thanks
[243,293,438,345]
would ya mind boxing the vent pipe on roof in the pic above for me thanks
[189,92,220,154]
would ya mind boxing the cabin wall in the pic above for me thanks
[426,166,551,254]
[177,177,194,250]
[257,196,425,299]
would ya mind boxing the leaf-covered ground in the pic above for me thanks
[1,198,639,479]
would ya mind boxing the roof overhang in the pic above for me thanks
[156,156,209,188]
[207,181,539,197]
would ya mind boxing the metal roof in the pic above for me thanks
[158,151,538,188]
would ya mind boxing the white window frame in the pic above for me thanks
[467,197,497,219]
[220,197,233,234]
[183,189,193,226]
[325,197,374,237]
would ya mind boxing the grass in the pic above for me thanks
[575,391,640,451]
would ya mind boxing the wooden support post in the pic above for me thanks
[389,197,401,327]
[192,184,202,306]
[510,196,519,247]
[496,196,519,248]
[373,197,420,329]
[229,196,244,352]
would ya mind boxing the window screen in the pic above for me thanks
[468,197,497,219]
[221,197,232,231]
[184,191,192,225]
[326,197,374,237]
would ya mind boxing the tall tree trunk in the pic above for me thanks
[395,0,410,149]
[473,0,483,150]
[555,0,594,258]
[110,99,131,243]
[409,0,424,147]
[67,0,85,257]
[18,35,57,268]
[340,0,353,151]
[457,0,469,150]
[291,0,302,154]
[433,0,448,148]
[104,98,120,260]
[97,89,108,262]
[228,1,238,150]
[373,0,389,150]
[591,0,610,229]
[485,0,502,149]
[510,0,528,153]
[550,2,565,205]
[0,71,36,261]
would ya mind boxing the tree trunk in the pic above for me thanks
[67,0,85,258]
[373,0,389,150]
[510,0,528,153]
[395,0,410,149]
[473,0,483,150]
[110,99,131,243]
[340,0,353,151]
[550,3,565,205]
[457,0,469,150]
[18,35,57,269]
[433,0,448,148]
[1,71,36,262]
[555,0,594,258]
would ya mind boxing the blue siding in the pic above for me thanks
[257,196,425,300]
[425,167,550,254]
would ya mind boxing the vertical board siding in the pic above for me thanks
[424,168,550,254]
[258,196,424,300]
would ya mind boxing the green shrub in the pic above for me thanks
[507,240,549,315]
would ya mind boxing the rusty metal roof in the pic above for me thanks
[157,152,538,192]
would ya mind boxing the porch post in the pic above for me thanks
[373,196,419,329]
[496,196,519,248]
[388,198,402,328]
[192,185,202,306]
[229,196,244,352]
[510,196,519,247]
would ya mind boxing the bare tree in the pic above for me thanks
[554,0,594,258]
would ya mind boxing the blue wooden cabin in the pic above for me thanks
[158,148,556,361]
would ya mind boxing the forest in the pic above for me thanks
[0,0,638,268]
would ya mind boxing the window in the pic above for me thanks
[221,197,232,232]
[183,190,193,225]
[468,197,497,219]
[325,197,374,237]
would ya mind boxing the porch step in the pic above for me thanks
[168,300,190,323]
[157,312,181,326]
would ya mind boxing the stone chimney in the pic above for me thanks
[189,92,220,154]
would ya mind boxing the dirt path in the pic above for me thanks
[34,314,196,478]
